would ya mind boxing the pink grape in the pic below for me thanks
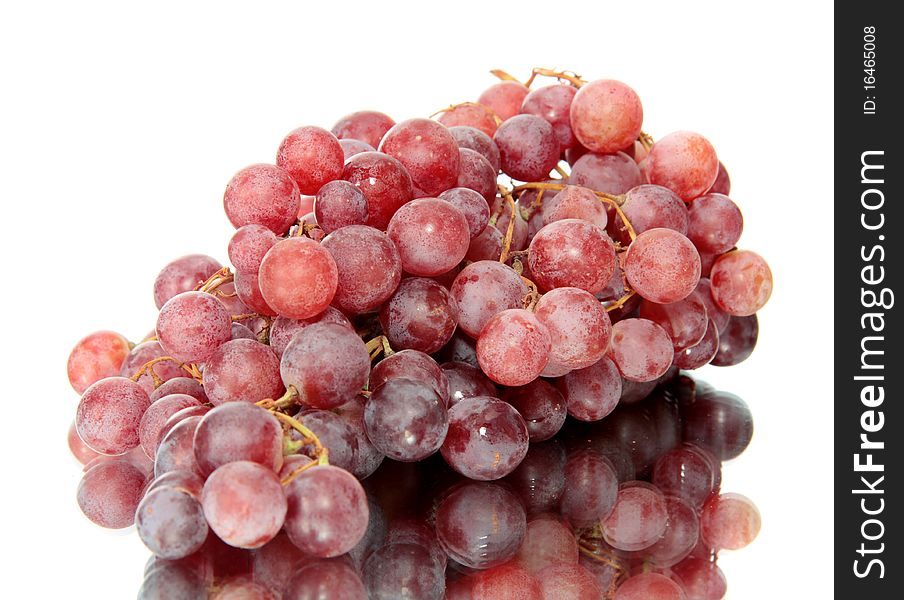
[608,318,673,382]
[477,309,551,386]
[450,260,527,338]
[537,563,603,600]
[670,558,727,600]
[68,420,101,464]
[202,461,286,549]
[314,180,369,233]
[647,496,700,568]
[339,137,375,160]
[258,237,339,319]
[387,197,470,276]
[228,224,279,273]
[692,278,730,333]
[686,193,743,254]
[471,563,542,600]
[441,395,529,480]
[370,350,449,406]
[280,322,370,409]
[709,250,773,316]
[332,110,395,148]
[156,291,232,363]
[268,307,352,357]
[145,470,204,498]
[647,131,719,201]
[494,114,560,181]
[570,79,643,154]
[233,269,276,316]
[560,450,618,527]
[437,102,498,137]
[557,356,622,421]
[700,492,761,550]
[624,228,701,304]
[202,338,283,405]
[602,482,670,551]
[652,445,717,509]
[615,573,687,600]
[284,465,369,557]
[154,415,203,477]
[192,402,284,476]
[321,225,402,314]
[515,515,579,574]
[466,224,503,261]
[520,84,578,149]
[153,254,222,309]
[640,296,708,352]
[439,187,491,239]
[528,219,616,294]
[380,118,460,195]
[568,151,643,195]
[364,378,448,461]
[616,185,688,243]
[76,377,151,455]
[67,331,131,394]
[136,486,208,559]
[276,126,344,195]
[138,393,201,459]
[442,361,497,406]
[231,323,255,340]
[708,160,731,195]
[478,81,530,121]
[448,125,501,172]
[435,482,526,569]
[341,151,413,230]
[456,147,496,202]
[712,314,759,366]
[223,164,300,234]
[379,277,458,354]
[543,185,608,229]
[501,378,566,442]
[674,318,720,369]
[534,286,612,369]
[77,459,147,529]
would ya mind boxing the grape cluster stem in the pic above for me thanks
[130,356,202,387]
[196,267,234,294]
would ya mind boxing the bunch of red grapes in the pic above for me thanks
[67,68,770,599]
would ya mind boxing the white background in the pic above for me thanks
[0,1,833,598]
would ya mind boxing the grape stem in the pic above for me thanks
[196,266,234,294]
[521,276,541,311]
[637,131,654,152]
[280,458,321,485]
[256,385,299,410]
[526,67,587,88]
[512,181,637,241]
[553,164,569,179]
[429,101,502,126]
[497,184,518,264]
[230,312,262,322]
[130,356,201,387]
[365,335,393,360]
[270,410,329,466]
[604,290,636,313]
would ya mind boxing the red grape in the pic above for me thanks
[537,563,603,600]
[442,361,497,406]
[268,307,352,357]
[617,184,688,243]
[67,331,131,394]
[364,378,448,461]
[494,114,560,181]
[639,297,708,352]
[515,515,579,574]
[314,180,369,233]
[379,277,458,354]
[370,349,449,406]
[154,415,203,477]
[700,492,761,550]
[193,402,284,476]
[646,496,699,568]
[276,126,344,195]
[286,557,367,600]
[437,102,498,137]
[711,314,758,366]
[521,84,578,150]
[223,164,300,234]
[528,219,616,294]
[506,441,567,515]
[535,286,612,370]
[608,318,673,382]
[363,543,445,600]
[138,393,201,459]
[339,137,375,160]
[557,356,622,422]
[136,486,208,559]
[284,465,369,557]
[477,309,551,386]
[465,224,503,261]
[456,147,496,202]
[602,482,669,551]
[670,557,727,600]
[76,377,151,455]
[332,110,395,149]
[570,79,643,154]
[450,260,527,338]
[708,160,731,195]
[280,322,370,409]
[202,338,283,405]
[692,278,729,334]
[647,131,719,201]
[387,197,470,276]
[561,450,618,527]
[341,151,413,230]
[77,458,147,528]
[686,193,743,254]
[652,445,717,509]
[228,224,279,273]
[258,237,338,319]
[153,254,222,309]
[624,228,701,304]
[380,118,460,195]
[448,125,501,172]
[674,319,719,370]
[441,395,529,480]
[709,250,773,316]
[478,81,530,121]
[321,224,402,314]
[201,461,287,549]
[233,269,277,316]
[68,420,101,464]
[569,151,643,196]
[615,572,686,600]
[471,562,541,600]
[439,187,491,239]
[543,185,608,229]
[501,378,566,442]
